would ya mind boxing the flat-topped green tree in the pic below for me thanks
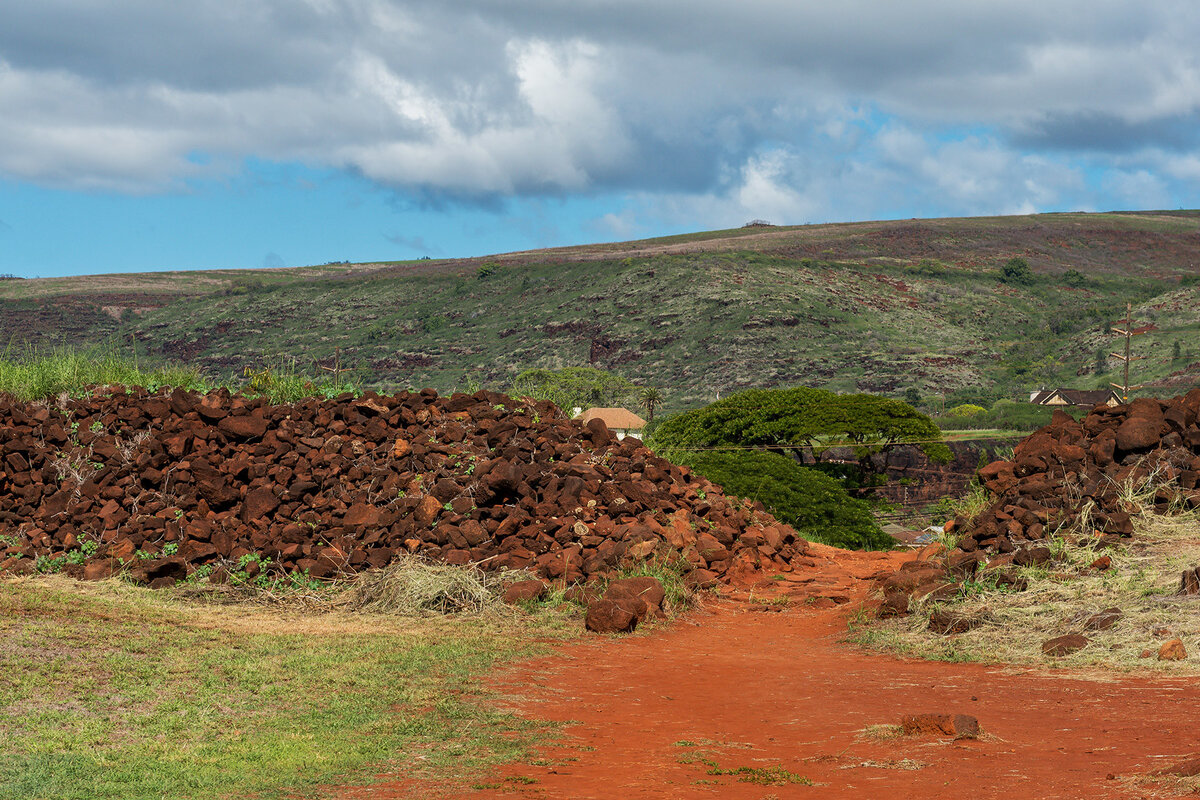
[649,387,950,550]
[652,387,950,468]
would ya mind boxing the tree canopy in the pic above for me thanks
[648,387,949,551]
[651,386,951,464]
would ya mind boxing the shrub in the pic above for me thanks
[998,257,1034,285]
[910,259,945,276]
[1063,268,1086,287]
[678,450,892,550]
[947,403,985,417]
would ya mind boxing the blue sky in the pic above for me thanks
[2,1,1199,278]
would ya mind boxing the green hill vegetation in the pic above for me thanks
[2,210,1198,413]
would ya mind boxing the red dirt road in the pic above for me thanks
[337,549,1197,800]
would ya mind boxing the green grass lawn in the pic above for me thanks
[0,576,576,800]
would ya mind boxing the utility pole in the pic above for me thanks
[1109,302,1145,402]
[319,347,346,393]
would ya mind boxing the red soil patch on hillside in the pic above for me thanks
[330,545,1196,800]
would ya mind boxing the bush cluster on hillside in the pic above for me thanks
[933,399,1085,431]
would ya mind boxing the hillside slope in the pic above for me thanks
[2,211,1197,409]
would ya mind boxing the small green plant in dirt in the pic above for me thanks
[226,552,272,587]
[33,554,66,574]
[33,539,99,573]
[699,761,813,786]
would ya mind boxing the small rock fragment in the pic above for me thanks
[1082,608,1122,632]
[1158,638,1187,661]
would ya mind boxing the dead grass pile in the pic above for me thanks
[340,555,522,616]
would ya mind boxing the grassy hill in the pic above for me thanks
[2,211,1197,411]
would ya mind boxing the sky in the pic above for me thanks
[2,1,1200,278]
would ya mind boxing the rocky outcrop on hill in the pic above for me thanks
[0,387,806,588]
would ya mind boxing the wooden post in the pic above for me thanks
[318,347,345,393]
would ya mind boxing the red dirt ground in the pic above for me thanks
[331,547,1198,800]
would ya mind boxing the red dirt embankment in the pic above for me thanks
[334,548,1200,800]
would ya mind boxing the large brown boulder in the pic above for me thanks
[604,576,666,616]
[502,579,547,605]
[1115,416,1162,451]
[585,599,639,633]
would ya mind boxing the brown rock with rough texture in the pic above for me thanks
[1083,608,1122,631]
[217,415,268,440]
[604,576,666,614]
[502,579,547,605]
[563,584,601,606]
[1042,634,1089,657]
[1158,637,1187,661]
[1115,416,1162,452]
[82,561,115,581]
[585,599,639,633]
[240,487,280,522]
[928,609,984,635]
[901,713,980,739]
[413,494,442,526]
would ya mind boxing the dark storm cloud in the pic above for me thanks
[1011,111,1200,153]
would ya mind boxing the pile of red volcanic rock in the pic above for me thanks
[878,389,1200,617]
[0,386,807,590]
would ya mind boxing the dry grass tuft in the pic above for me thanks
[856,724,905,741]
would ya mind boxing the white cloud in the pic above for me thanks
[0,0,1197,216]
